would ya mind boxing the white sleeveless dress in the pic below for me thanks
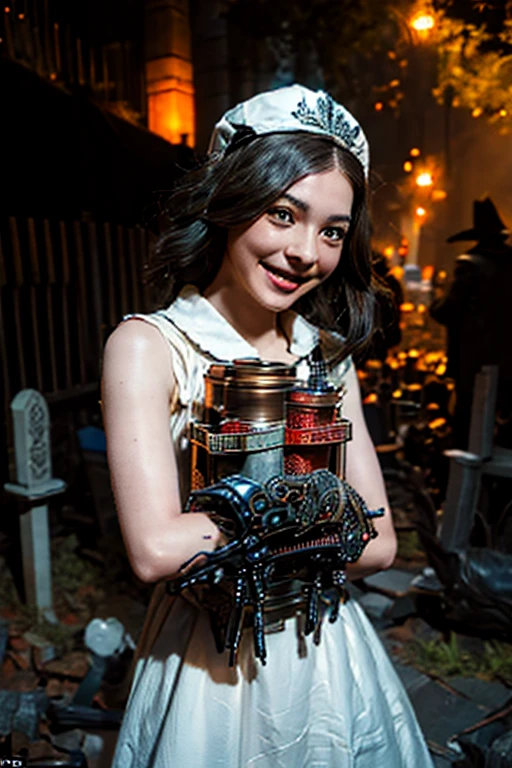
[112,286,434,768]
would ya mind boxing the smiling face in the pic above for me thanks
[217,169,354,314]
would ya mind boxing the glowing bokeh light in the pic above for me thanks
[410,12,435,32]
[416,172,433,187]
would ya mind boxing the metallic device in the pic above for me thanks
[169,356,384,665]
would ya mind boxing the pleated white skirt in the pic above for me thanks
[113,584,433,768]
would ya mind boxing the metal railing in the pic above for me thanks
[0,215,152,483]
[1,1,146,121]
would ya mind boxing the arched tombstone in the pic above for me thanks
[4,389,66,621]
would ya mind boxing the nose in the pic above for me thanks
[284,228,318,270]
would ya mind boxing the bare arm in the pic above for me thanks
[341,361,397,579]
[101,319,223,583]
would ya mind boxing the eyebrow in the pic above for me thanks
[280,193,351,224]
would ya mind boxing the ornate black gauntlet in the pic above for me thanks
[167,469,384,665]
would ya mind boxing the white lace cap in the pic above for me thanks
[208,84,369,177]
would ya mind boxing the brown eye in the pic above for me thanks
[268,207,294,224]
[322,227,346,242]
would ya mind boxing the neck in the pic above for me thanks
[204,283,279,346]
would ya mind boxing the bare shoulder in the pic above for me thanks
[103,318,175,396]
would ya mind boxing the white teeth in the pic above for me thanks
[263,264,303,284]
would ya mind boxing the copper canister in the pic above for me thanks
[191,359,296,487]
[284,385,351,476]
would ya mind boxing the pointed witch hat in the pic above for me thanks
[446,197,510,243]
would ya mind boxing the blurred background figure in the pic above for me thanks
[430,197,512,448]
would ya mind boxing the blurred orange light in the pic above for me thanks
[426,402,440,411]
[472,107,483,118]
[500,109,508,117]
[146,57,196,147]
[416,171,433,187]
[18,11,24,18]
[429,417,446,430]
[410,12,435,32]
[392,389,403,398]
[4,5,10,11]
[374,102,384,112]
[403,160,413,172]
[416,206,427,217]
[408,349,420,358]
[383,245,394,258]
[400,302,415,313]
[390,265,404,281]
[417,303,426,313]
[410,147,421,157]
[432,189,447,202]
[438,270,447,279]
[422,265,435,281]
[50,72,57,80]
[390,79,400,88]
[364,392,379,405]
[436,363,447,376]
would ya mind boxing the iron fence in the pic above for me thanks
[0,215,152,485]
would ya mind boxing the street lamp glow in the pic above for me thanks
[410,12,435,32]
[415,206,427,217]
[416,172,433,187]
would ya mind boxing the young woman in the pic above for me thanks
[102,85,434,767]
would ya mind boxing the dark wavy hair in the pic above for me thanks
[148,132,378,361]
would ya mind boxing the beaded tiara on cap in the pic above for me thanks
[208,84,370,177]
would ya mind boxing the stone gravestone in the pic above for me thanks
[4,389,66,621]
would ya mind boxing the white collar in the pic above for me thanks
[158,284,320,361]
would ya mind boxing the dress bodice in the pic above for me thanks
[125,285,352,501]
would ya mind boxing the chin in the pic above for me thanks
[256,288,305,313]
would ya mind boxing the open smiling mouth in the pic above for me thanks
[260,262,310,291]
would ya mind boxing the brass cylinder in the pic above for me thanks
[204,359,296,425]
